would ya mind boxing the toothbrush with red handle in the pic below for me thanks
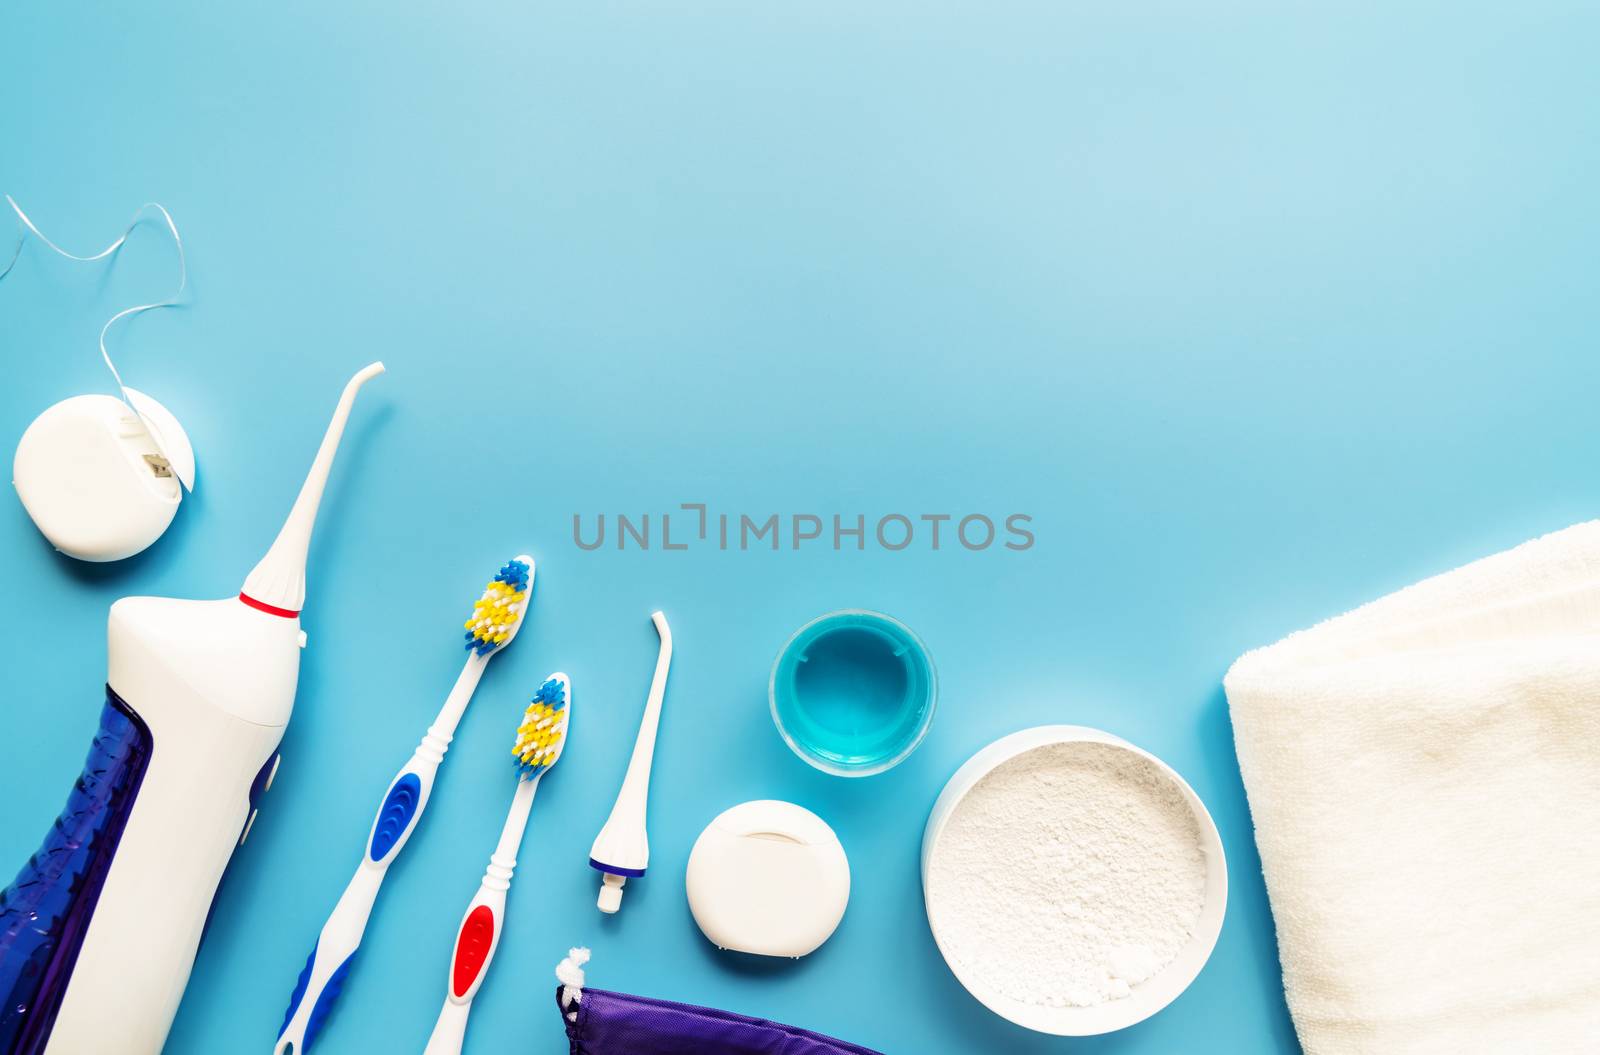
[424,674,571,1055]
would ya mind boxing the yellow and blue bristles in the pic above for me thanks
[464,559,531,656]
[514,676,569,778]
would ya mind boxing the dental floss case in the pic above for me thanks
[685,800,850,959]
[13,389,196,561]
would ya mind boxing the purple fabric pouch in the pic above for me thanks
[557,985,885,1055]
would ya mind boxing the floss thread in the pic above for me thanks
[2,195,187,402]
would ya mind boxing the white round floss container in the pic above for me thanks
[921,726,1227,1035]
[13,389,196,561]
[686,800,850,958]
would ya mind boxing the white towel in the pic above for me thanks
[1224,522,1600,1055]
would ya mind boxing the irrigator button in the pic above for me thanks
[250,752,281,804]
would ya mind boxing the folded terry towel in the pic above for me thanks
[1225,522,1600,1055]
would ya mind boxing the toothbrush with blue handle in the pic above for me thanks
[273,557,534,1055]
[423,674,571,1055]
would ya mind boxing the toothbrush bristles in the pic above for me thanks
[514,676,570,776]
[464,559,531,655]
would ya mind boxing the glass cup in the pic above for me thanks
[769,609,937,777]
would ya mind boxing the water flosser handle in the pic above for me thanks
[275,749,440,1054]
[15,671,287,1055]
[0,694,152,1055]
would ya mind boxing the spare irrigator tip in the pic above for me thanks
[586,609,673,914]
[241,362,384,615]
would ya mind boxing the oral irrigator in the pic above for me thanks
[0,362,385,1055]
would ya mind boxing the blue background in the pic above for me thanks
[3,3,1598,1052]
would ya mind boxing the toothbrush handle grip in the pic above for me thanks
[423,883,507,1054]
[272,864,380,1054]
[274,756,437,1054]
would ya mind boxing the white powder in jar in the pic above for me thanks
[926,740,1208,1008]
